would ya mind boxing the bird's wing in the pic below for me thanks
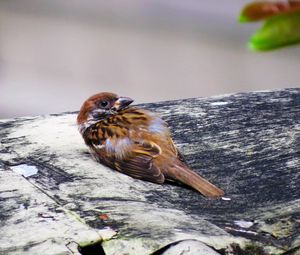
[168,137,187,164]
[92,140,165,184]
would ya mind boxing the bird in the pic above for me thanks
[77,92,224,198]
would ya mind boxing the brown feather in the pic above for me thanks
[165,160,225,198]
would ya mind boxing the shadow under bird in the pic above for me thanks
[77,92,224,198]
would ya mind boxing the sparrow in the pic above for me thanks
[77,92,224,198]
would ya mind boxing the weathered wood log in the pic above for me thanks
[0,88,300,255]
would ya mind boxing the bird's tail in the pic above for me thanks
[167,162,224,198]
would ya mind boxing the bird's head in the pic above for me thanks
[77,92,133,134]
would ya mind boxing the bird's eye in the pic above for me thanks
[100,101,108,108]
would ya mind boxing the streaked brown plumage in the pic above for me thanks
[77,92,224,198]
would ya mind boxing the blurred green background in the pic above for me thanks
[0,0,299,118]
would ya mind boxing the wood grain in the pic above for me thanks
[0,88,299,254]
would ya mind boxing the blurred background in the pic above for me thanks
[0,0,299,118]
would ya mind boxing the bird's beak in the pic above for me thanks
[112,96,134,111]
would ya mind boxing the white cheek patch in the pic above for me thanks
[78,110,107,134]
[105,138,133,159]
[90,109,106,118]
[78,117,101,135]
[78,121,96,135]
[78,123,88,135]
[148,117,167,134]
